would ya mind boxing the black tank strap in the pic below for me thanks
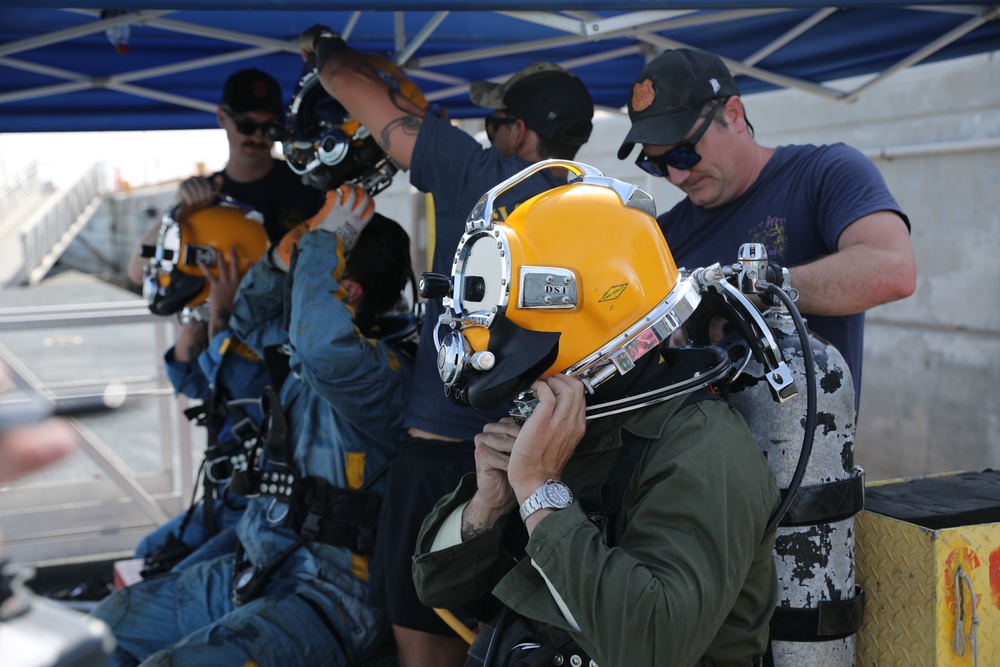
[770,586,866,642]
[779,472,865,527]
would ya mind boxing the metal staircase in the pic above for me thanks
[0,161,113,288]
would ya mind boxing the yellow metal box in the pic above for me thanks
[855,471,1000,667]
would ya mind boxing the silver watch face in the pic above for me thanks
[543,480,573,508]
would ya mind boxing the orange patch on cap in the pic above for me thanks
[631,80,655,113]
[252,80,269,99]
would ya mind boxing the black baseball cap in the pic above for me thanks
[617,48,739,160]
[470,62,594,147]
[221,68,284,118]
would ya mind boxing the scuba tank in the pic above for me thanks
[687,243,866,667]
[727,309,865,667]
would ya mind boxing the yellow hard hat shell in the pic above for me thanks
[172,203,270,307]
[460,179,679,377]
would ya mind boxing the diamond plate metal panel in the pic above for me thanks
[856,507,1000,667]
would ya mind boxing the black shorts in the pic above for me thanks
[370,434,476,635]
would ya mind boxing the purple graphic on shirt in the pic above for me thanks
[751,215,787,259]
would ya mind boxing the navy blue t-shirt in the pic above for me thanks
[407,113,565,440]
[658,143,909,402]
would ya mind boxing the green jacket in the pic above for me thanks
[413,395,779,667]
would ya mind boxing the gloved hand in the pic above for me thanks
[299,24,348,72]
[272,223,309,273]
[308,184,375,252]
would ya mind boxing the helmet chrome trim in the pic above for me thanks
[464,160,605,234]
[563,273,701,392]
[447,226,512,330]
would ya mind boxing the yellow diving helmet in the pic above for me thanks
[425,160,703,413]
[143,197,269,319]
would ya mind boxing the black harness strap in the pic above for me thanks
[262,345,292,397]
[295,592,350,658]
[230,537,305,606]
[259,384,291,467]
[276,474,383,555]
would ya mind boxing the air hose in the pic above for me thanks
[759,281,816,536]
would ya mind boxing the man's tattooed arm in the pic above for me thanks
[460,494,512,542]
[377,88,424,153]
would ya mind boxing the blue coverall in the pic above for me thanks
[92,229,411,666]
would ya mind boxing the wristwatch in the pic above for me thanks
[519,479,574,522]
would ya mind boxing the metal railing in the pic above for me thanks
[0,161,44,226]
[0,300,195,565]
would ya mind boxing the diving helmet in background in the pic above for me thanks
[424,160,703,414]
[142,197,269,322]
[282,54,428,194]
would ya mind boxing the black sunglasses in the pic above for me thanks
[635,102,724,176]
[484,115,518,142]
[224,108,283,139]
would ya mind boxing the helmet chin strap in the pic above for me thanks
[510,345,733,423]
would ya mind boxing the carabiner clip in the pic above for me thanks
[265,497,290,525]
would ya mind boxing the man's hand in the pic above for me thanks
[308,184,374,251]
[198,247,243,339]
[178,174,223,208]
[175,174,224,223]
[474,419,521,509]
[0,420,76,485]
[508,374,586,502]
[462,418,521,541]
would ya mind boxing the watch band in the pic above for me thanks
[519,478,573,523]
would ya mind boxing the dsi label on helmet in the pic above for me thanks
[519,267,577,309]
[183,244,216,267]
[599,284,628,302]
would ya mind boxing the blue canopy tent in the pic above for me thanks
[1,2,999,132]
